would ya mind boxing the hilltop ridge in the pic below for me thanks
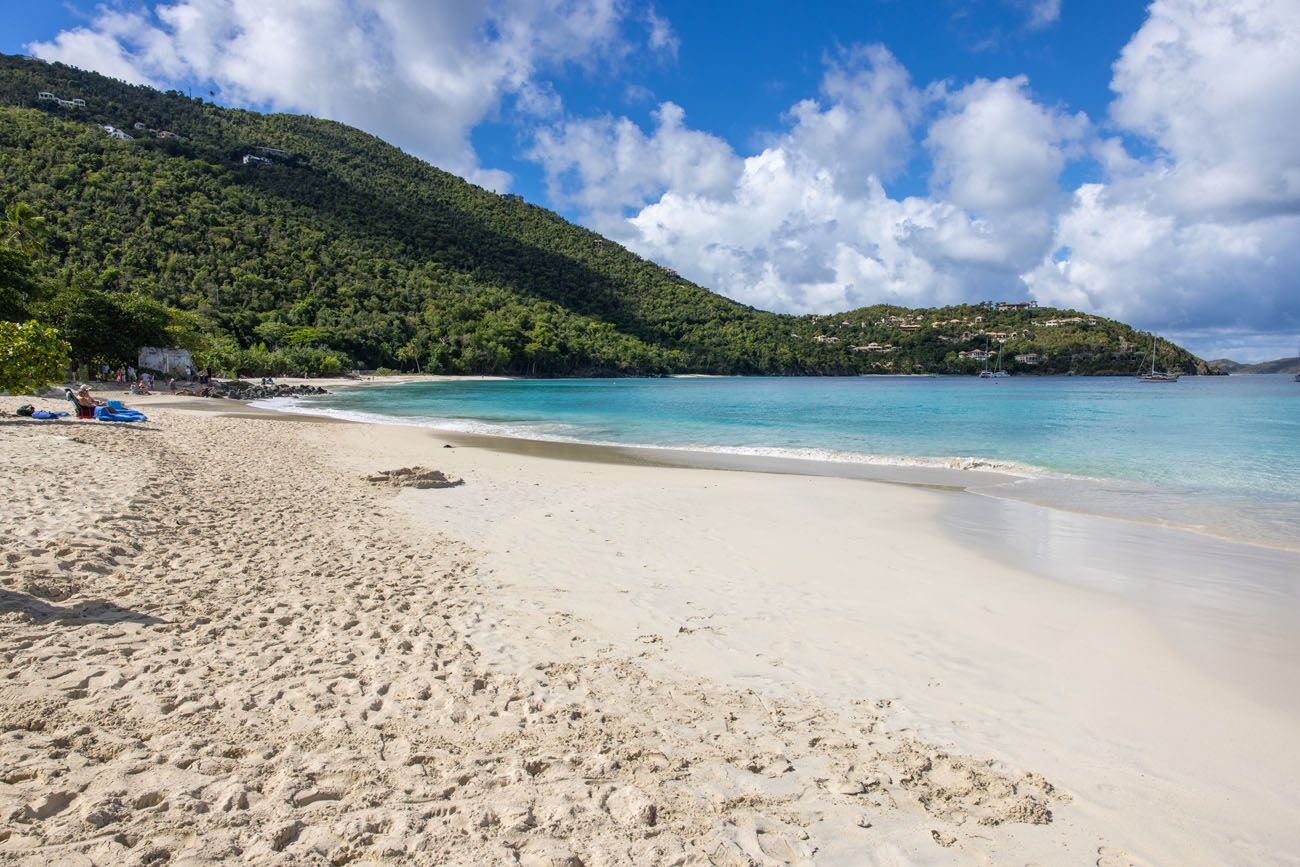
[0,55,1215,377]
[1209,357,1300,374]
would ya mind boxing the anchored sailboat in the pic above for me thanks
[978,338,1010,378]
[1138,334,1180,382]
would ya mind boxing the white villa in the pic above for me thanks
[38,91,85,108]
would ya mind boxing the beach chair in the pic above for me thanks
[65,389,98,419]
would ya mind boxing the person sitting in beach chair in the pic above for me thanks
[66,386,102,419]
[68,388,148,422]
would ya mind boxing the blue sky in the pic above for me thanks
[5,1,1299,360]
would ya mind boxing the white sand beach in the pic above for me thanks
[2,393,1298,865]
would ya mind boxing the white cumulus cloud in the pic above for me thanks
[534,2,1300,358]
[1027,0,1300,356]
[532,46,1078,313]
[926,76,1085,214]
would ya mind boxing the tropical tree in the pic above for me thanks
[2,202,49,258]
[0,247,40,321]
[36,276,174,366]
[0,320,70,394]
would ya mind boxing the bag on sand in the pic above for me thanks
[15,404,34,416]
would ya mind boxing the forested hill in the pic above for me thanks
[0,55,1215,377]
[1209,357,1300,374]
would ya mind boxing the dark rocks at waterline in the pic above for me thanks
[213,381,330,400]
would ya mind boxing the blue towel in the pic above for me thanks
[94,405,148,422]
[30,411,70,419]
[106,399,126,410]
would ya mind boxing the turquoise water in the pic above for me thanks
[271,375,1300,547]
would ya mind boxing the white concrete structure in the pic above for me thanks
[138,347,194,377]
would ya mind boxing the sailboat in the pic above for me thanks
[979,338,1010,378]
[1138,333,1180,382]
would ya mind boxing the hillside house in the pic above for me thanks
[813,335,840,344]
[101,125,132,140]
[242,154,272,165]
[1014,353,1043,364]
[995,301,1038,310]
[42,91,85,107]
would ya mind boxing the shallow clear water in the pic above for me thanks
[273,374,1300,547]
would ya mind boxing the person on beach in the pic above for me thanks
[76,386,104,406]
[168,377,176,392]
[72,386,103,419]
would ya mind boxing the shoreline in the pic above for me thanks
[250,384,1300,555]
[281,401,1300,715]
[28,380,1300,555]
[136,393,1300,716]
[3,396,1297,863]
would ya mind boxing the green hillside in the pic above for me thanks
[1209,357,1300,374]
[0,55,1215,377]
